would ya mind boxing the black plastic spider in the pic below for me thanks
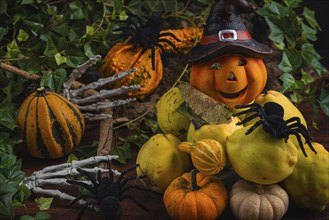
[232,102,317,157]
[67,164,152,220]
[114,14,180,70]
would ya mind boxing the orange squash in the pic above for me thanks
[99,43,163,99]
[163,169,227,220]
[190,54,267,109]
[16,87,85,159]
[158,27,203,54]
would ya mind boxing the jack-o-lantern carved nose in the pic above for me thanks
[227,71,237,81]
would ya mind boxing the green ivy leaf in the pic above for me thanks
[40,68,67,93]
[34,211,51,220]
[278,48,302,73]
[301,22,317,41]
[5,40,21,58]
[22,19,44,36]
[0,0,7,15]
[111,142,132,164]
[54,53,67,65]
[257,2,289,17]
[20,211,51,220]
[0,184,17,218]
[319,88,329,117]
[264,17,284,45]
[0,133,21,155]
[144,119,160,134]
[283,0,302,8]
[69,1,84,20]
[301,43,325,75]
[300,69,315,85]
[43,35,58,57]
[35,197,53,211]
[289,91,303,104]
[13,184,31,205]
[0,154,25,218]
[17,29,29,42]
[0,27,8,41]
[127,133,149,148]
[303,7,321,31]
[161,0,176,14]
[143,0,164,13]
[279,73,296,92]
[0,84,19,131]
[125,0,142,15]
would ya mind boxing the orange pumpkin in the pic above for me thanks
[163,169,227,220]
[190,54,267,109]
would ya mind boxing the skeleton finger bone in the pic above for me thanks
[71,85,140,105]
[69,68,137,98]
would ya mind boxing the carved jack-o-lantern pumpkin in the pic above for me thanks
[190,54,267,109]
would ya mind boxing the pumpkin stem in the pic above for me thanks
[255,184,265,194]
[179,142,193,153]
[36,87,46,96]
[190,169,200,191]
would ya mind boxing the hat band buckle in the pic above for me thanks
[218,29,237,42]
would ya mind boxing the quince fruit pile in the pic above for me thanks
[136,87,328,219]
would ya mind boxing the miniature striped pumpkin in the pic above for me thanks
[16,87,85,159]
[179,139,227,175]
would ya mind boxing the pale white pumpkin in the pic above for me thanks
[230,179,289,220]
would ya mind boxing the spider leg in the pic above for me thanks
[76,168,98,187]
[67,194,96,208]
[285,116,301,124]
[245,119,264,135]
[121,184,159,195]
[159,32,181,42]
[289,127,317,155]
[235,112,260,125]
[120,175,147,189]
[157,38,180,53]
[232,106,261,117]
[151,46,156,70]
[155,43,169,67]
[287,122,313,142]
[288,130,308,157]
[75,202,93,220]
[120,194,149,211]
[117,164,140,184]
[67,179,95,194]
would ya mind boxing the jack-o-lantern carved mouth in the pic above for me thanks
[217,86,247,99]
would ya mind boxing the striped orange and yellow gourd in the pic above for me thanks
[16,87,85,159]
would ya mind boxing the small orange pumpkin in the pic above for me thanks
[163,169,228,220]
[190,54,267,109]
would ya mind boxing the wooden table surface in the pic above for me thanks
[13,103,329,220]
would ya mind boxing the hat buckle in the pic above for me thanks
[218,29,237,42]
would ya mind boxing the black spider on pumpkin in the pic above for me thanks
[67,164,152,220]
[232,102,317,157]
[114,14,180,70]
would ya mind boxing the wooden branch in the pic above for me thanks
[97,106,114,171]
[0,62,41,80]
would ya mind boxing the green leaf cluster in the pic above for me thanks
[0,75,28,219]
[257,0,329,117]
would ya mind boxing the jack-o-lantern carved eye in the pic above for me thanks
[210,62,221,70]
[238,58,247,66]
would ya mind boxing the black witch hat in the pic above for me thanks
[182,0,272,64]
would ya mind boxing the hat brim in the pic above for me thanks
[182,39,273,64]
